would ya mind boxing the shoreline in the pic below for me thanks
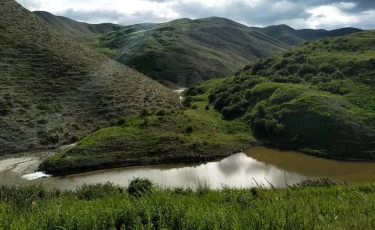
[39,142,262,176]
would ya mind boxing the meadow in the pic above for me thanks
[1,179,375,229]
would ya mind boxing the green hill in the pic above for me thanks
[257,24,362,45]
[195,30,375,160]
[98,17,290,86]
[33,12,361,87]
[0,0,179,155]
[33,11,123,41]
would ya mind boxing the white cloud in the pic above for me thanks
[16,0,375,29]
[306,5,358,29]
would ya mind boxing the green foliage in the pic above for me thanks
[185,125,194,133]
[203,31,375,160]
[183,96,193,108]
[40,85,254,175]
[127,178,153,197]
[117,118,126,126]
[1,182,375,229]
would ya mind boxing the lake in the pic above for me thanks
[1,146,375,190]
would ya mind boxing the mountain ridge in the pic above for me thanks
[34,11,123,41]
[34,12,362,87]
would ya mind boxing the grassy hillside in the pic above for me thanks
[34,11,123,41]
[39,79,255,175]
[0,0,179,155]
[197,31,375,160]
[258,24,362,45]
[97,17,290,86]
[1,180,375,229]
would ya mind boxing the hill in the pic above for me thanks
[0,0,179,155]
[257,24,362,45]
[97,17,290,86]
[192,30,375,160]
[33,11,123,41]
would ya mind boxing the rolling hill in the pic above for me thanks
[98,17,290,86]
[188,30,375,160]
[257,24,362,45]
[33,11,123,41]
[0,0,179,155]
[34,12,362,87]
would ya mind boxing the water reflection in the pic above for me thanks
[2,146,375,190]
[38,152,307,190]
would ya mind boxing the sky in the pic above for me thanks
[16,0,375,30]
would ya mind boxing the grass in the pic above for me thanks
[39,86,255,174]
[0,1,179,155]
[82,34,117,57]
[194,31,375,160]
[1,179,375,229]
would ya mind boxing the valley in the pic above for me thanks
[1,0,375,228]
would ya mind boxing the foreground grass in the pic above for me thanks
[1,181,375,229]
[40,87,255,175]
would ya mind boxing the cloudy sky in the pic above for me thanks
[16,0,375,29]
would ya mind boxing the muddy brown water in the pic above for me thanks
[1,146,375,190]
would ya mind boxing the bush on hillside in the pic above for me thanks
[318,64,336,74]
[297,64,318,77]
[183,96,193,108]
[185,125,193,133]
[222,101,247,120]
[117,119,126,126]
[332,70,345,79]
[155,109,166,116]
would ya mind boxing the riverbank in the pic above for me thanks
[39,101,257,176]
[1,179,375,229]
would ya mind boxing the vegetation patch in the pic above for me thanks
[1,180,375,229]
[190,31,375,160]
[40,83,255,175]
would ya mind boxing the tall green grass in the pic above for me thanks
[0,179,374,229]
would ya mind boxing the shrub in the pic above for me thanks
[332,70,344,79]
[155,109,166,116]
[117,118,126,126]
[127,178,153,197]
[205,105,210,110]
[76,183,121,200]
[318,64,336,74]
[191,104,198,109]
[221,102,246,120]
[297,64,318,77]
[183,96,193,108]
[304,74,314,81]
[185,125,193,133]
[140,108,150,117]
